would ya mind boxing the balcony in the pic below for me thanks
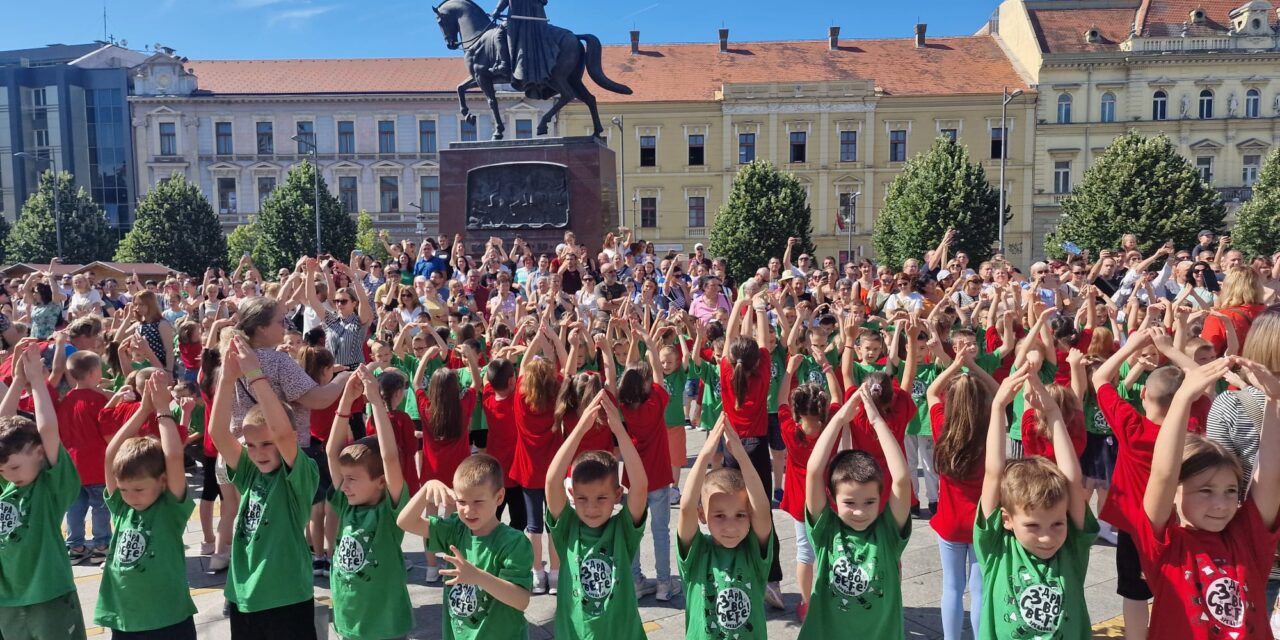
[1217,186,1253,203]
[686,227,707,238]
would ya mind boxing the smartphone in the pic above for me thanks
[353,250,364,257]
[242,252,251,259]
[1061,242,1082,256]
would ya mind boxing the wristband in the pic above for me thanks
[337,412,351,419]
[246,376,267,387]
[242,367,264,381]
[155,413,177,423]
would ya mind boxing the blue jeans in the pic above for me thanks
[630,487,671,582]
[937,535,983,640]
[66,484,110,548]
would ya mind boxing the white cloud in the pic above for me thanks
[267,6,335,26]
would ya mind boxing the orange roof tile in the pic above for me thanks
[1136,0,1240,36]
[185,58,469,95]
[1028,7,1136,53]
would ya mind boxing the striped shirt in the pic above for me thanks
[324,311,368,367]
[1206,386,1267,485]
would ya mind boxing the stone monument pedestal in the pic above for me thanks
[439,136,617,256]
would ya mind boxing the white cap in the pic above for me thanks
[936,269,953,280]
[694,242,705,250]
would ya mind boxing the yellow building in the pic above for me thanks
[995,0,1280,257]
[558,27,1039,267]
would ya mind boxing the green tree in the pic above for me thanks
[1045,130,1225,258]
[226,219,261,270]
[253,160,356,273]
[873,136,1002,271]
[354,210,390,263]
[6,170,117,263]
[0,214,10,265]
[115,173,228,275]
[708,160,813,283]
[1232,148,1280,259]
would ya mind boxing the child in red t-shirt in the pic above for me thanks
[365,369,421,495]
[555,372,612,463]
[480,358,526,531]
[511,323,566,596]
[1135,356,1280,640]
[58,350,112,563]
[1018,383,1087,460]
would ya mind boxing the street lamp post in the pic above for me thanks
[14,152,62,258]
[610,115,625,229]
[408,202,427,236]
[999,87,1023,254]
[844,191,861,261]
[291,135,322,255]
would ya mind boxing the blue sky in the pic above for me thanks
[2,0,998,60]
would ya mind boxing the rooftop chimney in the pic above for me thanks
[719,28,730,53]
[915,23,928,48]
[828,26,841,50]
[630,30,640,54]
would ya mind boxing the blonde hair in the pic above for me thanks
[703,467,746,498]
[1000,457,1069,514]
[1241,311,1280,374]
[134,290,163,324]
[1216,267,1264,308]
[112,436,165,481]
[519,357,558,413]
[1180,433,1243,486]
[454,454,503,492]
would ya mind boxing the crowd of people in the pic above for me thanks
[1,223,1280,640]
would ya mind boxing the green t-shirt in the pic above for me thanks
[94,490,197,631]
[547,506,648,640]
[849,361,884,388]
[766,345,787,413]
[225,448,319,613]
[691,359,724,431]
[1118,362,1149,414]
[0,447,79,606]
[426,514,534,640]
[457,367,488,432]
[678,529,775,640]
[799,507,910,640]
[173,403,206,437]
[662,366,690,427]
[391,353,423,421]
[974,505,1098,640]
[1083,393,1111,435]
[1009,361,1059,442]
[795,354,834,397]
[899,362,940,437]
[329,485,413,640]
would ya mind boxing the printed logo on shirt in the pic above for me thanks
[448,583,487,624]
[334,532,368,574]
[0,500,20,537]
[239,497,264,537]
[807,367,825,385]
[1017,584,1064,634]
[114,529,147,566]
[831,556,871,599]
[911,378,927,404]
[1091,406,1109,434]
[714,586,751,631]
[579,554,615,601]
[1204,576,1245,628]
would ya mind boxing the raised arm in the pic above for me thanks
[678,416,727,545]
[1145,358,1230,533]
[327,373,365,488]
[806,392,859,518]
[602,396,648,524]
[721,423,773,547]
[361,366,404,502]
[148,373,188,499]
[1241,361,1280,528]
[1092,328,1154,389]
[103,377,155,494]
[980,368,1031,516]
[1027,366,1086,528]
[21,345,60,466]
[546,391,603,520]
[859,386,912,529]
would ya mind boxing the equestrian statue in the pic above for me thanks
[432,0,633,139]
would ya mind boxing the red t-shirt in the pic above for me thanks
[618,385,674,490]
[1097,383,1160,534]
[563,411,615,463]
[510,376,563,488]
[201,388,218,458]
[178,343,202,371]
[366,410,422,493]
[98,401,160,443]
[1202,304,1267,356]
[929,403,984,544]
[1019,408,1087,461]
[417,387,477,485]
[1053,328,1093,386]
[778,403,840,522]
[1126,497,1280,640]
[481,385,519,488]
[845,382,915,507]
[719,349,771,438]
[310,398,341,444]
[57,388,110,486]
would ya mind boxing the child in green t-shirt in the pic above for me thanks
[659,340,691,494]
[689,331,727,434]
[209,335,321,636]
[840,326,888,390]
[544,390,650,640]
[95,372,198,637]
[676,416,776,640]
[976,353,1097,640]
[324,365,413,640]
[0,344,86,639]
[397,455,534,640]
[797,382,914,638]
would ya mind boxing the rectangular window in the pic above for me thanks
[339,176,358,214]
[295,121,315,153]
[32,87,47,107]
[159,122,177,156]
[256,121,274,155]
[688,134,705,166]
[789,131,807,163]
[379,176,399,212]
[461,119,478,142]
[419,120,437,153]
[1053,160,1071,194]
[378,120,396,154]
[256,176,276,209]
[215,122,233,155]
[338,120,355,154]
[640,197,657,228]
[217,177,237,214]
[687,196,706,227]
[889,130,907,162]
[515,119,533,139]
[1243,155,1261,187]
[838,192,857,229]
[738,133,756,164]
[990,127,1006,160]
[34,129,50,148]
[1196,157,1214,185]
[940,128,958,142]
[839,130,857,162]
[420,175,440,212]
[639,135,656,167]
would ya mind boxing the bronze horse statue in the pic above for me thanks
[433,0,632,139]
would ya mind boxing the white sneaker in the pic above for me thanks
[199,541,215,556]
[764,582,785,610]
[207,553,229,573]
[669,487,681,506]
[532,570,548,595]
[548,570,559,595]
[656,578,682,602]
[634,576,657,598]
[425,565,441,583]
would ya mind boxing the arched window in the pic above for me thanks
[1152,90,1167,120]
[1057,94,1073,124]
[1246,88,1261,118]
[1199,89,1214,119]
[1100,92,1116,123]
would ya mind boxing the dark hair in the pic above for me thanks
[617,364,653,408]
[828,449,883,492]
[789,383,830,444]
[862,371,895,410]
[378,369,408,407]
[304,327,326,348]
[486,357,516,390]
[426,368,464,442]
[1050,315,1081,347]
[1186,261,1221,293]
[0,416,40,464]
[571,450,619,486]
[555,371,602,434]
[727,336,761,405]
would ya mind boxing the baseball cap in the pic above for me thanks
[936,269,953,280]
[694,242,705,250]
[1198,229,1215,238]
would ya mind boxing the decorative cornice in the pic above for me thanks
[722,102,874,115]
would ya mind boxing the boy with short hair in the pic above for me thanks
[398,453,533,640]
[325,365,412,640]
[94,371,198,638]
[676,415,775,640]
[545,391,650,639]
[209,335,321,639]
[0,341,87,639]
[58,348,112,564]
[978,354,1096,640]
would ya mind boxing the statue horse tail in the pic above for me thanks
[576,33,633,95]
